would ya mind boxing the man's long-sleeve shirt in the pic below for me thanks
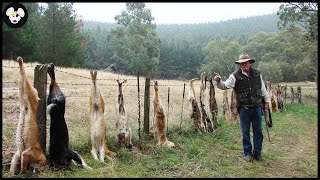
[216,69,270,103]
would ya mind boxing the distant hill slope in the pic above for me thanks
[81,13,280,78]
[156,13,279,45]
[83,13,279,45]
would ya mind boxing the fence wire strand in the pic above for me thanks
[2,64,317,160]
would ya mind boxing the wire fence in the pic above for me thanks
[3,63,214,158]
[2,61,318,162]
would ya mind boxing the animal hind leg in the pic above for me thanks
[30,148,46,173]
[91,146,99,161]
[9,151,21,175]
[99,146,105,163]
[69,150,92,170]
[104,145,117,160]
[18,148,45,175]
[18,148,33,175]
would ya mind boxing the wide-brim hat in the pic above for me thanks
[235,53,255,64]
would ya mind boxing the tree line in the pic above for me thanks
[2,2,318,84]
[2,3,86,67]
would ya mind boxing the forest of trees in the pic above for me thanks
[2,2,318,84]
[2,3,86,67]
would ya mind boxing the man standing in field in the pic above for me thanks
[213,52,269,162]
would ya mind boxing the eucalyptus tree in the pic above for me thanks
[258,60,283,83]
[242,32,277,62]
[277,2,318,84]
[200,38,241,79]
[107,3,160,76]
[241,28,314,82]
[277,2,318,41]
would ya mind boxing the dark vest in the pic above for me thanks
[233,68,262,108]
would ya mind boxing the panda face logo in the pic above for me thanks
[2,3,28,28]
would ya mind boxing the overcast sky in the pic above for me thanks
[72,2,283,24]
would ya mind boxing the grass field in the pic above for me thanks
[2,60,318,178]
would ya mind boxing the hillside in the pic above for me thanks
[156,13,279,46]
[83,13,279,46]
[81,14,280,79]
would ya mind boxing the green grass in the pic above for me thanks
[2,103,317,178]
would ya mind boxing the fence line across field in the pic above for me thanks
[3,64,194,153]
[3,64,187,82]
[2,64,313,106]
[2,64,313,154]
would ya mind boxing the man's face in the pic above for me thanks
[240,61,251,72]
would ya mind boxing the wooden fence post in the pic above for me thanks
[297,86,302,103]
[143,77,150,135]
[290,87,294,104]
[284,85,287,108]
[34,64,48,154]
